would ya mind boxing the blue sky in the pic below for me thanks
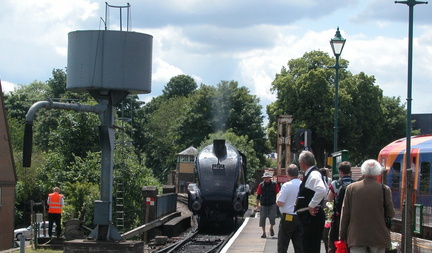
[1,0,431,125]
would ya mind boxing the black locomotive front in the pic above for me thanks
[187,139,249,226]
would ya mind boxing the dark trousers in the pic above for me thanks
[48,213,62,237]
[277,214,303,253]
[298,208,325,253]
[328,215,341,253]
[323,226,330,253]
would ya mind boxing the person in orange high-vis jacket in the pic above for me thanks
[47,187,64,238]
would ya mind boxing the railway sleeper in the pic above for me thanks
[163,215,191,238]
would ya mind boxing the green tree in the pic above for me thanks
[7,114,24,152]
[138,78,269,181]
[62,181,99,227]
[6,70,162,229]
[176,84,216,148]
[114,147,161,229]
[4,81,49,121]
[162,74,197,99]
[341,72,385,162]
[178,81,269,165]
[145,96,191,179]
[268,51,337,166]
[267,50,406,166]
[47,68,67,98]
[133,75,198,166]
[376,96,407,156]
[48,110,100,163]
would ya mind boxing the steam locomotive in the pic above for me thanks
[187,139,249,228]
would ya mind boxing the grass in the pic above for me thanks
[11,247,62,253]
[12,243,62,253]
[248,193,257,209]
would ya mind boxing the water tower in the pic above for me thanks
[23,3,153,243]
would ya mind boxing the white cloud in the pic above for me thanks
[1,80,18,94]
[152,58,185,83]
[1,0,432,118]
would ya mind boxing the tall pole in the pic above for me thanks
[395,1,427,252]
[334,55,340,155]
[329,27,346,179]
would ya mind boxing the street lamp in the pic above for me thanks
[329,27,346,155]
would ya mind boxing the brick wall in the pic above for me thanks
[0,185,16,250]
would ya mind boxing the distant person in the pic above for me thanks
[47,187,64,238]
[276,164,303,253]
[320,167,332,185]
[327,161,354,253]
[295,151,328,252]
[339,159,395,253]
[256,171,280,238]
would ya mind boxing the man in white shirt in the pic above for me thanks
[295,151,329,252]
[276,164,303,253]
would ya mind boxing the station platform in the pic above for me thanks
[220,217,326,253]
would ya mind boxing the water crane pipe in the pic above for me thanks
[23,100,108,167]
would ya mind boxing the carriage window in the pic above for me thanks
[391,163,401,191]
[420,162,430,194]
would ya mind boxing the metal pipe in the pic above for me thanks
[23,100,107,167]
[25,100,107,123]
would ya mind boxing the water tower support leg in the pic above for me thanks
[88,98,122,241]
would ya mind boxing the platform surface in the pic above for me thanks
[221,216,327,253]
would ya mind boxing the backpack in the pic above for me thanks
[334,179,352,215]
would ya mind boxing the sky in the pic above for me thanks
[1,0,432,126]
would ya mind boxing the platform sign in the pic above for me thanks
[413,204,423,234]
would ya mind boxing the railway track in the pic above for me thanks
[156,229,234,253]
[155,196,243,253]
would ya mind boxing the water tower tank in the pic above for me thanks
[67,30,153,94]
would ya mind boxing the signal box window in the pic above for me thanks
[391,163,401,192]
[178,156,194,163]
[420,162,430,194]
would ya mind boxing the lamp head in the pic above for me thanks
[330,27,346,56]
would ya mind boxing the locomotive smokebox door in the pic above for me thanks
[213,139,227,158]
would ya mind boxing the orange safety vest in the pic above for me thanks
[48,192,64,214]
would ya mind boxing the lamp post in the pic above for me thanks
[329,27,346,178]
[395,1,427,252]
